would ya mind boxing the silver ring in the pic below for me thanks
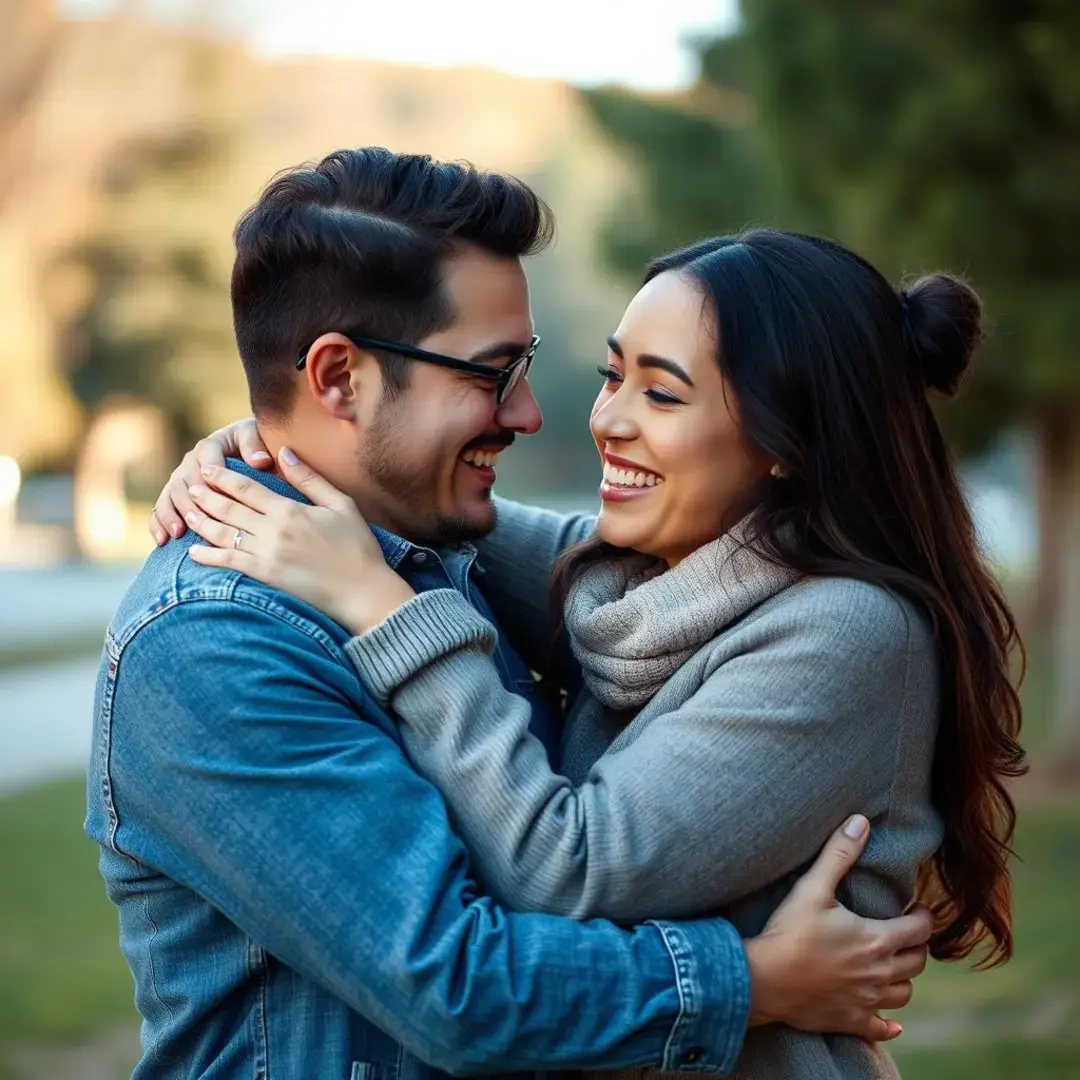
[232,529,245,550]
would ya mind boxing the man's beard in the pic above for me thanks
[360,407,495,546]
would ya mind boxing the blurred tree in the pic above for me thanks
[0,0,85,468]
[0,0,58,210]
[60,127,239,449]
[585,2,1080,745]
[55,13,246,451]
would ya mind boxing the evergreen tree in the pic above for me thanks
[586,1,1080,744]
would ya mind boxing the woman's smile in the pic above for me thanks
[599,452,664,502]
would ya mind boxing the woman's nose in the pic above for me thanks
[590,392,639,443]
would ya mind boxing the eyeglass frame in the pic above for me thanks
[296,332,540,405]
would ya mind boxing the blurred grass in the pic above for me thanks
[889,804,1080,1076]
[0,778,136,1067]
[892,1043,1080,1078]
[1,756,1077,1077]
[0,632,105,673]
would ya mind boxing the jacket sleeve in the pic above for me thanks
[346,581,936,922]
[104,597,749,1075]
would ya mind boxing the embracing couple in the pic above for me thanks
[89,147,1024,1079]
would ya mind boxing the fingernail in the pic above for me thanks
[170,523,183,538]
[251,451,272,462]
[843,814,868,840]
[188,484,207,498]
[200,465,216,478]
[280,446,300,466]
[155,529,167,546]
[185,511,200,527]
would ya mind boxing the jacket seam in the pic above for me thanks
[142,889,177,1039]
[99,632,123,852]
[649,920,689,1071]
[104,587,352,867]
[248,939,270,1080]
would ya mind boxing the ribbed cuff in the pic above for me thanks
[344,589,497,707]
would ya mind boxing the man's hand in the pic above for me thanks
[150,418,268,545]
[744,815,931,1042]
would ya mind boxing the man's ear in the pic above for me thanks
[301,333,378,421]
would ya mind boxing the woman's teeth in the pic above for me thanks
[602,462,662,488]
[461,449,500,468]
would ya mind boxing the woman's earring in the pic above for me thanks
[770,463,785,479]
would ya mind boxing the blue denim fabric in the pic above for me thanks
[85,461,750,1080]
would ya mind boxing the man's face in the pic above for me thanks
[357,246,542,545]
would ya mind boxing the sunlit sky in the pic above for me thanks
[60,0,738,90]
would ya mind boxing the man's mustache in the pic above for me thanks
[461,434,516,452]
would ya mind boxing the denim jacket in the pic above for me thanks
[85,461,750,1080]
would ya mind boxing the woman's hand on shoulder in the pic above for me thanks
[184,447,415,634]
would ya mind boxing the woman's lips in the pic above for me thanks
[599,479,655,503]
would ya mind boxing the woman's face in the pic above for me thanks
[590,270,771,566]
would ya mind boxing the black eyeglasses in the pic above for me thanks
[297,333,540,405]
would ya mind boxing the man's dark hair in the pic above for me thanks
[231,147,555,416]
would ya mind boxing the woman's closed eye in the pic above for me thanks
[597,365,685,405]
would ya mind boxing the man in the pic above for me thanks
[92,147,928,1079]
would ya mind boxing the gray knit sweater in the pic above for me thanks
[346,498,943,1080]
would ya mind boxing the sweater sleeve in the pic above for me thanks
[346,580,938,921]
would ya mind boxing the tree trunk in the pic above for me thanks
[0,0,58,211]
[1036,408,1080,751]
[1030,417,1068,638]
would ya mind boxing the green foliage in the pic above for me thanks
[58,126,244,447]
[583,87,772,276]
[584,1,1080,453]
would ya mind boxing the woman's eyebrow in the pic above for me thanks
[607,335,694,387]
[637,354,695,387]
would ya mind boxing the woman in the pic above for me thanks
[159,229,1024,1078]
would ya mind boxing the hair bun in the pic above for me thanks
[900,274,983,396]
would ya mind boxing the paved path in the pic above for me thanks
[0,656,100,794]
[0,563,137,651]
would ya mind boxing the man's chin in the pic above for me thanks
[431,497,497,545]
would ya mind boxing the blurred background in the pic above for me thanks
[1,0,1078,1076]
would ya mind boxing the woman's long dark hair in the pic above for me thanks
[552,229,1026,966]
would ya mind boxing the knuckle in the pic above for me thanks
[869,934,891,960]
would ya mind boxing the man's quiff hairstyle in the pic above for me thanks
[231,147,555,416]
